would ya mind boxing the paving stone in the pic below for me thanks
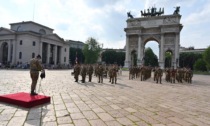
[73,119,90,126]
[126,114,140,122]
[124,107,137,113]
[82,111,99,120]
[27,112,42,120]
[70,112,85,119]
[0,121,8,126]
[110,104,121,110]
[42,115,56,122]
[67,107,81,113]
[92,107,106,113]
[57,116,72,124]
[14,110,28,117]
[105,120,122,126]
[7,116,26,126]
[116,117,134,125]
[1,70,210,126]
[56,110,69,117]
[42,121,57,126]
[0,114,13,121]
[89,119,107,126]
[97,112,115,121]
[168,117,193,126]
[24,119,40,126]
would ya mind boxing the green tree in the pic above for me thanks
[82,37,102,64]
[165,52,172,68]
[102,50,125,66]
[179,52,202,69]
[194,58,207,71]
[203,46,210,70]
[144,47,158,67]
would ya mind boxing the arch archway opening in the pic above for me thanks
[144,40,159,67]
[165,50,173,68]
[131,50,137,67]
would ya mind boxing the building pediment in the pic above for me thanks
[43,34,64,42]
[0,27,15,34]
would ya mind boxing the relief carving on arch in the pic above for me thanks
[129,36,138,50]
[164,37,175,45]
[163,17,178,24]
[128,20,141,27]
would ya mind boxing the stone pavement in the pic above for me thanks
[0,69,210,126]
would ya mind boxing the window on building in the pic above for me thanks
[64,57,66,62]
[32,53,35,58]
[20,40,22,45]
[19,52,22,59]
[33,41,36,46]
[65,48,66,52]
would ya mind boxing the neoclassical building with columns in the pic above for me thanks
[0,21,69,66]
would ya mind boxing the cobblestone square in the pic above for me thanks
[0,70,210,126]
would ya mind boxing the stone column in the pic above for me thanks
[39,42,42,58]
[124,35,130,68]
[159,34,164,69]
[12,39,17,64]
[47,44,51,64]
[54,45,57,65]
[7,41,11,63]
[137,35,142,66]
[175,33,180,68]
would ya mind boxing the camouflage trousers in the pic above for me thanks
[30,72,39,92]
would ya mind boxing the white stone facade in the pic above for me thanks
[124,15,183,68]
[0,21,69,67]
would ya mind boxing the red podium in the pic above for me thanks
[0,92,50,108]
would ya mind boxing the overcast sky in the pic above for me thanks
[0,0,210,55]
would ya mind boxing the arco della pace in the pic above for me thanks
[124,7,183,69]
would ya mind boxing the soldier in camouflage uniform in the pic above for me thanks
[87,64,94,82]
[108,65,113,82]
[153,67,158,82]
[98,64,104,83]
[170,67,176,83]
[80,64,87,83]
[30,55,44,95]
[74,63,80,82]
[111,64,118,84]
[156,67,163,84]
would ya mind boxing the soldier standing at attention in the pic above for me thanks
[87,64,94,82]
[80,64,87,83]
[74,63,80,82]
[98,64,104,83]
[156,66,163,84]
[111,64,118,84]
[30,55,44,95]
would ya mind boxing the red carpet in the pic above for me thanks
[0,92,50,108]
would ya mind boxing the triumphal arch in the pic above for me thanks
[124,7,183,68]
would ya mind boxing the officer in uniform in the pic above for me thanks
[30,55,44,95]
[74,63,80,82]
[87,64,94,82]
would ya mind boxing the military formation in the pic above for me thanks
[129,65,193,84]
[73,63,120,84]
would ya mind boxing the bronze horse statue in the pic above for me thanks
[173,6,180,15]
[127,12,134,18]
